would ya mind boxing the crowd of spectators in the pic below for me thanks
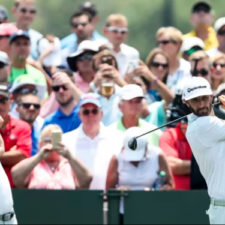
[0,0,225,196]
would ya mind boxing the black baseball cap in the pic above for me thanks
[192,1,211,13]
[79,2,97,18]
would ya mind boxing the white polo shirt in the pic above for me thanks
[186,114,225,200]
[112,43,140,78]
[63,123,121,190]
[0,163,14,214]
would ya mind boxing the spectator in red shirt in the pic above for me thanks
[0,83,31,187]
[159,121,191,190]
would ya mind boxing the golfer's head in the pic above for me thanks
[182,77,213,116]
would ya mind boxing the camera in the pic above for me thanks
[166,94,191,127]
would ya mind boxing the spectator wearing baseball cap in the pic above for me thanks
[207,17,225,57]
[181,37,205,61]
[0,23,18,55]
[110,84,162,148]
[183,1,218,51]
[0,5,8,24]
[106,126,173,191]
[63,92,120,190]
[0,51,10,82]
[183,76,225,224]
[9,30,47,96]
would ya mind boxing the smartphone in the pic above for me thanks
[52,130,62,148]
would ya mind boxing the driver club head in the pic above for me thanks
[128,137,137,150]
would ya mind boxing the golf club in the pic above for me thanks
[128,101,222,150]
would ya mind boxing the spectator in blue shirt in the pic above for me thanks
[42,71,82,133]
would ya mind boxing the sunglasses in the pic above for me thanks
[52,85,67,92]
[71,22,88,28]
[151,61,168,69]
[191,69,208,76]
[0,62,6,69]
[107,26,128,34]
[0,35,10,40]
[82,108,99,116]
[77,54,93,61]
[217,29,225,36]
[157,40,177,45]
[19,102,40,110]
[213,63,225,68]
[0,97,9,104]
[19,8,37,14]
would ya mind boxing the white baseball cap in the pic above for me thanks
[122,127,147,161]
[182,77,212,101]
[120,84,144,100]
[181,37,204,53]
[214,17,225,33]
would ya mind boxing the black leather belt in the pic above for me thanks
[0,212,14,221]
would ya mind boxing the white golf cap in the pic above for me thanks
[182,77,212,101]
[120,84,144,100]
[181,37,204,53]
[214,17,225,33]
[122,127,147,161]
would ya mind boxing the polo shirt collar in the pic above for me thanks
[78,122,106,140]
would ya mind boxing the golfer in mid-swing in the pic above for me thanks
[183,76,225,224]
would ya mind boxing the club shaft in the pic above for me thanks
[135,101,221,139]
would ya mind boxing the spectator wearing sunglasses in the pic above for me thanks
[207,17,225,57]
[67,40,99,93]
[183,2,217,51]
[0,23,18,56]
[103,14,140,77]
[189,50,211,82]
[61,2,106,52]
[110,84,162,147]
[63,93,120,190]
[12,0,43,60]
[42,71,81,133]
[0,51,10,83]
[0,83,31,187]
[16,93,42,156]
[210,53,225,93]
[61,11,103,69]
[156,26,191,91]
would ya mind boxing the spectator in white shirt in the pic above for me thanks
[63,93,121,190]
[103,14,140,77]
